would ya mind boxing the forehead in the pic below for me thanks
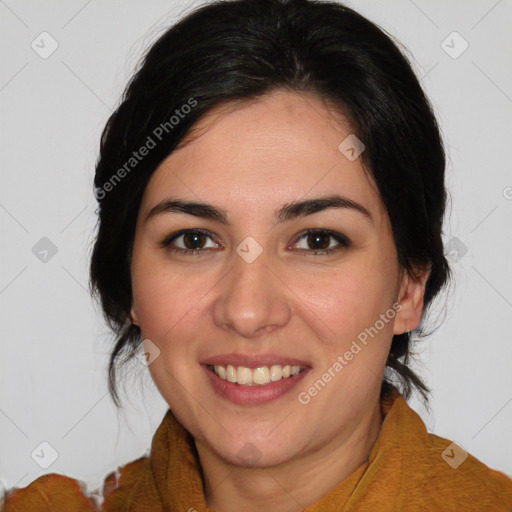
[139,90,383,220]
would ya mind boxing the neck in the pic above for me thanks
[196,399,384,512]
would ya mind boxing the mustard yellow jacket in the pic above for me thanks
[4,388,512,511]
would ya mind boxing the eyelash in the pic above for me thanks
[159,228,351,257]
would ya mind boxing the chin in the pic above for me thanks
[217,440,296,469]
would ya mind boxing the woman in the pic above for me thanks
[4,0,512,510]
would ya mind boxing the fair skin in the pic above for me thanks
[130,90,429,512]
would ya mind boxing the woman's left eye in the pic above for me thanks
[291,229,351,255]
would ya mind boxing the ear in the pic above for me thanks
[130,302,140,326]
[393,266,431,335]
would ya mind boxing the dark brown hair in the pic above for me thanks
[89,0,450,408]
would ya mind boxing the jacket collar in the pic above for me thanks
[149,387,404,511]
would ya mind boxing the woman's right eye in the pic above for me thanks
[159,229,220,256]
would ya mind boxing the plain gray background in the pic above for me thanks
[1,0,511,497]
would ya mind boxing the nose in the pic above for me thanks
[212,248,293,339]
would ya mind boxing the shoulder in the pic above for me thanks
[2,472,99,511]
[392,397,512,510]
[2,456,152,512]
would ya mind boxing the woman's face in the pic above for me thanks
[130,90,424,468]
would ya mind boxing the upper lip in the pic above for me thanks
[201,353,311,369]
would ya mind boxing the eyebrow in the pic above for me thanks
[144,194,373,225]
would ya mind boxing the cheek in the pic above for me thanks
[131,263,207,403]
[132,276,174,338]
[131,253,205,342]
[294,256,398,347]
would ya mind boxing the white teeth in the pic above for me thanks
[270,365,282,381]
[253,366,270,385]
[211,364,305,386]
[226,365,237,383]
[237,366,252,385]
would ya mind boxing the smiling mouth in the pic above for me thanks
[207,364,307,386]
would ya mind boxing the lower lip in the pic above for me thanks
[202,365,310,405]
